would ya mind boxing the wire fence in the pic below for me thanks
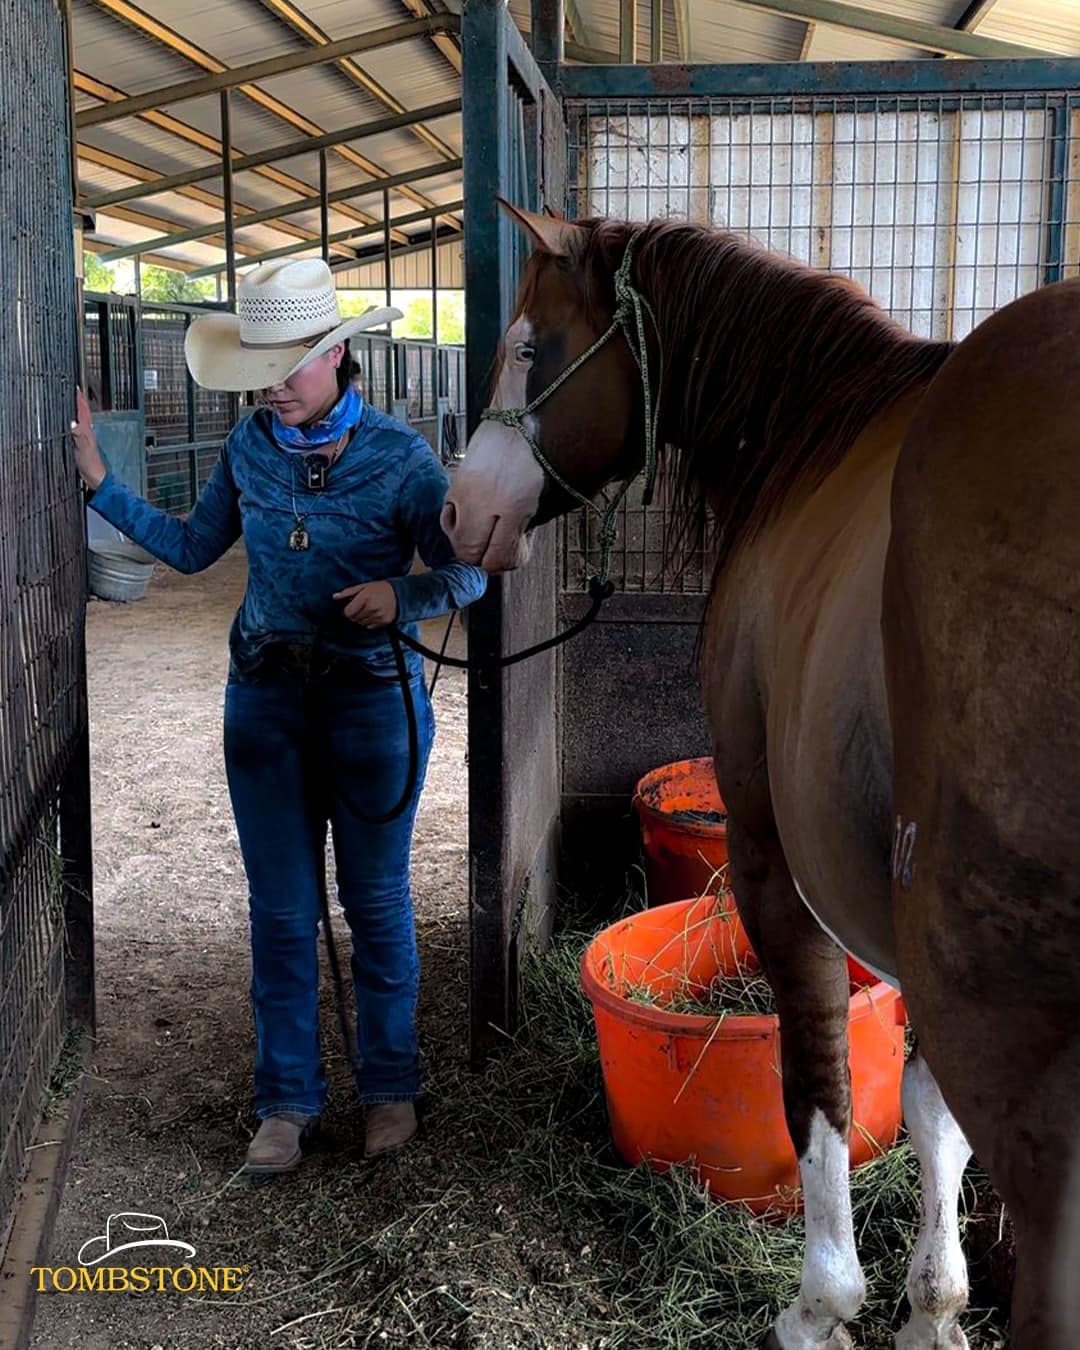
[0,0,82,1244]
[562,90,1080,591]
[84,299,467,514]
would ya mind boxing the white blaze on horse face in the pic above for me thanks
[774,1109,866,1350]
[896,1055,972,1350]
[441,317,545,572]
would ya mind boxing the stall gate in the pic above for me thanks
[0,0,90,1254]
[461,0,1080,1057]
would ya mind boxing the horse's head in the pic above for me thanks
[442,206,646,573]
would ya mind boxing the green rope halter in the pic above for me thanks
[481,230,663,585]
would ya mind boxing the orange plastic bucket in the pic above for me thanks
[634,758,730,906]
[581,895,905,1212]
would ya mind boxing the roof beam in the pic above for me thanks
[955,0,1001,30]
[186,199,466,277]
[392,0,462,74]
[799,22,817,58]
[255,0,458,167]
[82,1,457,234]
[728,0,1052,58]
[83,100,462,210]
[101,202,261,258]
[85,237,201,274]
[672,0,692,60]
[99,159,462,260]
[564,0,599,53]
[76,15,459,126]
[565,40,616,62]
[77,145,351,258]
[75,70,367,251]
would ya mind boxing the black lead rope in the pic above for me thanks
[308,576,614,1119]
[386,574,614,675]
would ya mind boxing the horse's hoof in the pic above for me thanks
[763,1329,854,1350]
[895,1322,969,1350]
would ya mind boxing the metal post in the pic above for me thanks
[531,0,565,67]
[319,149,330,263]
[382,187,393,315]
[431,228,439,345]
[220,89,237,307]
[620,0,636,63]
[185,314,197,442]
[383,187,394,400]
[1044,101,1068,286]
[60,0,95,1037]
[650,0,662,61]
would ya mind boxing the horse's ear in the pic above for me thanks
[497,197,581,256]
[542,204,564,220]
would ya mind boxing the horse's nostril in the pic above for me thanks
[441,499,458,533]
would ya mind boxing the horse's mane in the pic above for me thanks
[559,218,954,573]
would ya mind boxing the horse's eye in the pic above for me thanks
[515,342,536,363]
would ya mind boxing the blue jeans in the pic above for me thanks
[223,655,435,1119]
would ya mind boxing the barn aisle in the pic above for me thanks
[31,545,471,1350]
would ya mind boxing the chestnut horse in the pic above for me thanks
[442,206,1080,1349]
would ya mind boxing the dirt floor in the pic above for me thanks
[28,546,1012,1350]
[31,545,479,1349]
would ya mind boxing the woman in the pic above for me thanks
[72,258,487,1177]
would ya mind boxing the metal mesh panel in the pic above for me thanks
[563,90,1080,591]
[421,346,436,418]
[141,308,188,445]
[0,0,81,1241]
[406,344,423,419]
[446,347,464,411]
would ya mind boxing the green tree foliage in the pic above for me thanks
[138,265,216,304]
[83,252,117,293]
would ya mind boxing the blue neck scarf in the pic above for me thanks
[271,383,364,452]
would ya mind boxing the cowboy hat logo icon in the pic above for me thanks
[77,1213,197,1267]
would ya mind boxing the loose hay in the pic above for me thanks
[624,954,777,1019]
[217,924,1008,1349]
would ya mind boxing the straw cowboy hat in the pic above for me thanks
[77,1211,197,1266]
[184,257,401,392]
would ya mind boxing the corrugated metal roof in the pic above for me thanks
[805,25,926,61]
[73,0,1079,283]
[978,0,1080,55]
[691,2,805,62]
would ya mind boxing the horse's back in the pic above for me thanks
[883,276,1080,1000]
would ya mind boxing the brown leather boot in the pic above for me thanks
[244,1112,319,1179]
[364,1102,417,1158]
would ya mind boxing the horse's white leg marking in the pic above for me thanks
[774,1109,866,1350]
[895,1055,972,1350]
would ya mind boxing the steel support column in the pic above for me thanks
[319,149,330,263]
[221,89,237,306]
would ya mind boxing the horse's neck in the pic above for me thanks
[649,273,950,569]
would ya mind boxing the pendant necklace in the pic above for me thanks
[287,428,348,551]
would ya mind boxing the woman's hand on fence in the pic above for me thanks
[71,388,108,492]
[334,580,399,628]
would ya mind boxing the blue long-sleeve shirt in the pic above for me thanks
[88,401,487,680]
